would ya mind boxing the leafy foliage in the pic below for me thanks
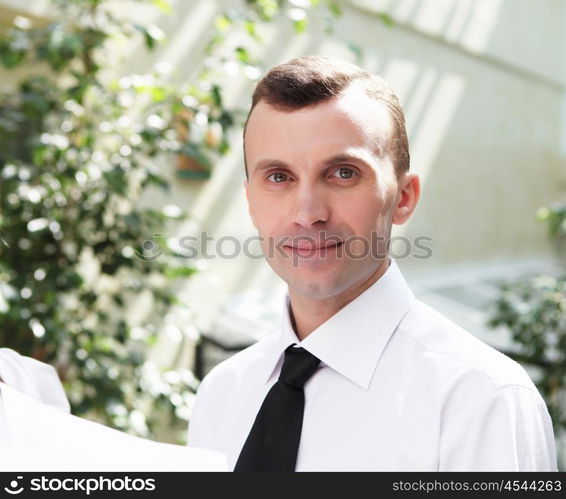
[0,0,349,441]
[488,276,566,429]
[537,202,566,247]
[0,0,227,440]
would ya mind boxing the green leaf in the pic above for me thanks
[0,33,28,68]
[144,172,170,191]
[163,266,198,279]
[134,24,164,50]
[293,18,308,33]
[235,46,250,63]
[151,86,167,102]
[214,14,232,33]
[253,0,280,20]
[378,12,395,27]
[0,48,25,68]
[44,25,85,71]
[32,145,47,166]
[211,85,223,107]
[151,0,173,14]
[327,1,342,17]
[103,168,128,195]
[244,20,261,41]
[204,33,224,54]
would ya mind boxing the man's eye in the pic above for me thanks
[267,172,289,183]
[332,167,357,179]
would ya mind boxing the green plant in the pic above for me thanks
[0,0,354,441]
[537,203,566,241]
[488,276,565,429]
[0,0,222,441]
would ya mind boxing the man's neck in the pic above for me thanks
[288,258,391,341]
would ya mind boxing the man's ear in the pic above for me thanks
[244,179,257,229]
[392,173,420,225]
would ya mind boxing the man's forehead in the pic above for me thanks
[245,88,393,156]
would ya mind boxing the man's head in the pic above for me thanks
[243,55,420,301]
[243,55,410,178]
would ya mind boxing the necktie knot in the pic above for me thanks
[279,345,320,389]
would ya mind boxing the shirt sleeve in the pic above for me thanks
[439,382,557,471]
[187,374,213,449]
[0,348,70,413]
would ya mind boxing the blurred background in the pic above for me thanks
[0,0,564,468]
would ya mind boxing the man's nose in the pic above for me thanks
[292,183,330,228]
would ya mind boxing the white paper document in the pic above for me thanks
[0,382,227,471]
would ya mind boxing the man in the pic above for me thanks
[188,56,557,471]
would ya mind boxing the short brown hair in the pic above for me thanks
[243,55,410,177]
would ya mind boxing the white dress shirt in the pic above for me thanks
[188,259,557,471]
[0,349,227,471]
[0,348,70,445]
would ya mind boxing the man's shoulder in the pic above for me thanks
[198,333,276,392]
[397,300,537,393]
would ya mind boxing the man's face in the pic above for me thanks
[244,84,411,300]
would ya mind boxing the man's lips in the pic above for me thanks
[287,241,342,250]
[283,241,343,255]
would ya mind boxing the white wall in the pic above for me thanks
[131,0,566,331]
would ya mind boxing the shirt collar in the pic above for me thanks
[263,258,415,389]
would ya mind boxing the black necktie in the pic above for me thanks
[234,345,320,471]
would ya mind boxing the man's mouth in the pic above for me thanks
[283,240,344,257]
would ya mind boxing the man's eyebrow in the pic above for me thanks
[252,153,373,174]
[253,159,289,172]
[322,153,373,168]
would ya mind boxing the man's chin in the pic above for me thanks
[273,259,387,302]
[285,274,357,301]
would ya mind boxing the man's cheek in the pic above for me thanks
[258,232,281,261]
[344,237,371,261]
